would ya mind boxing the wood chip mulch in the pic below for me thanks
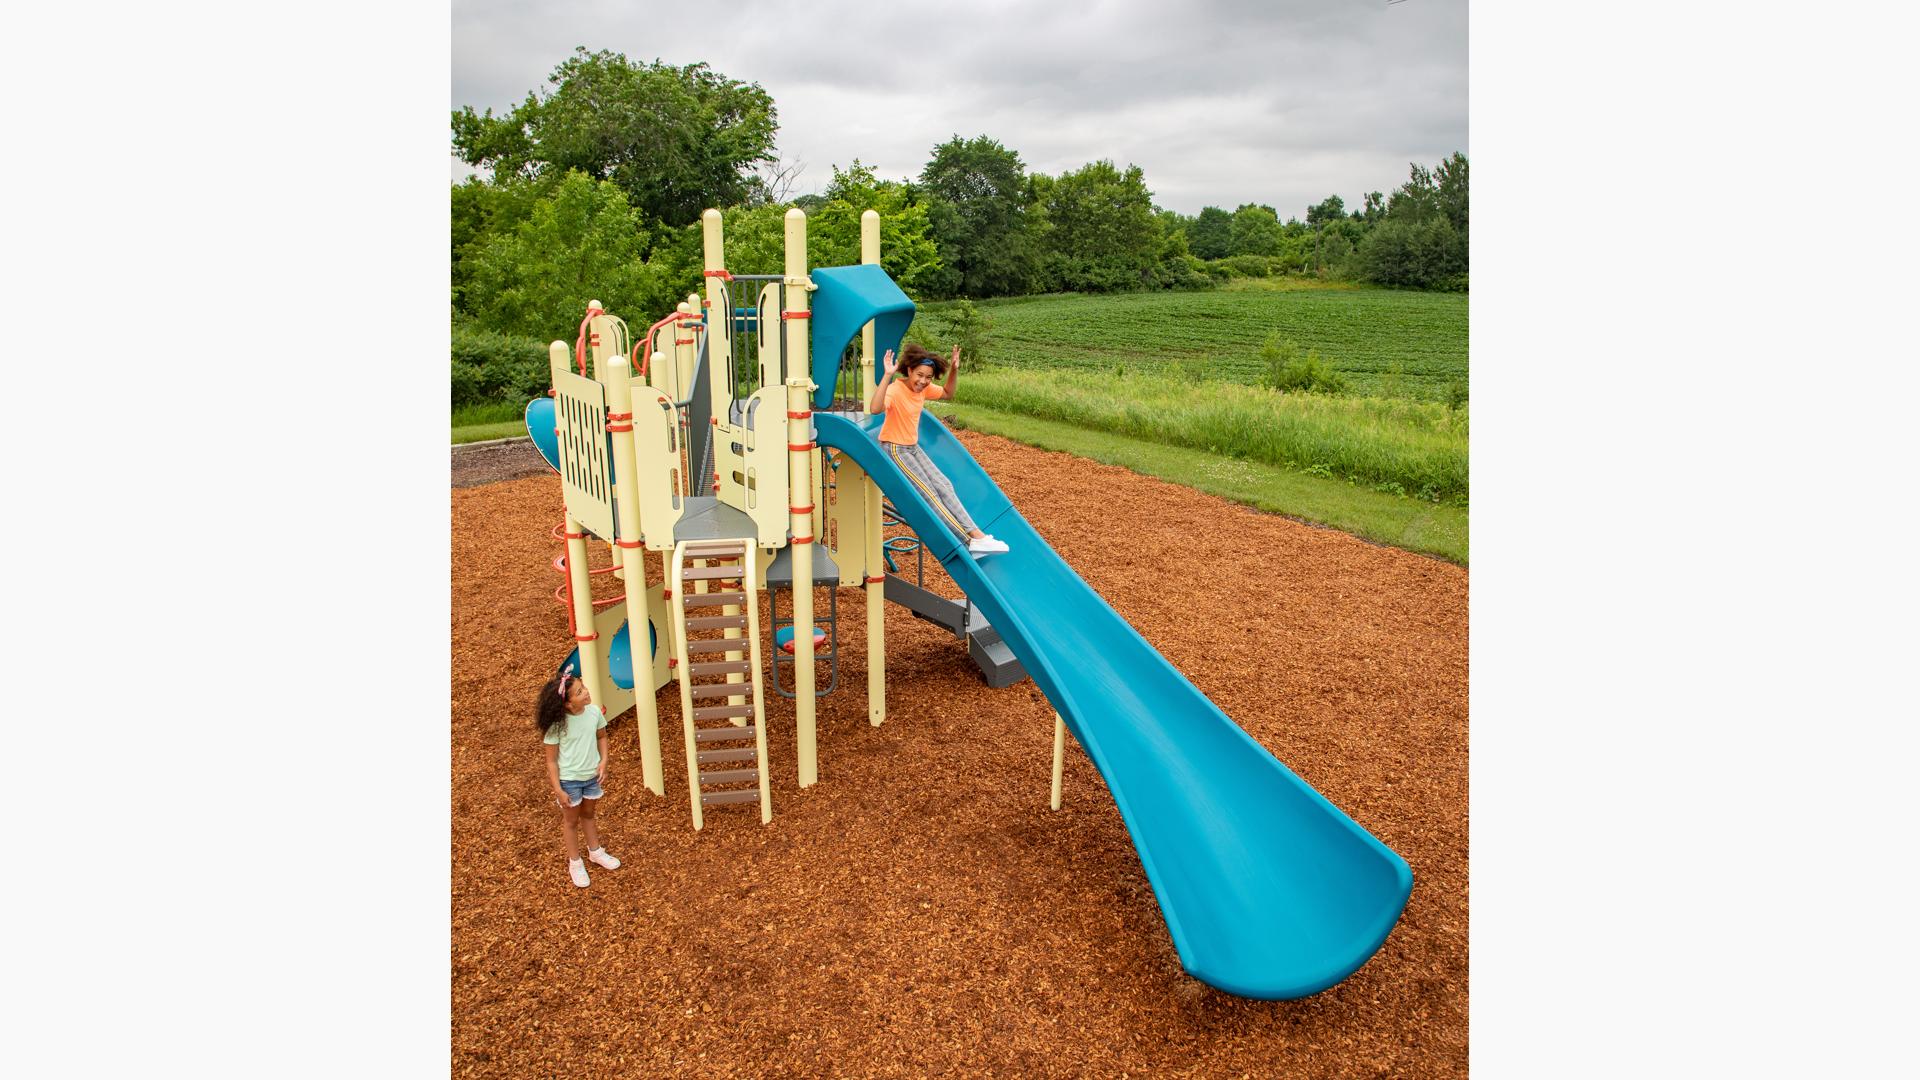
[452,430,1468,1078]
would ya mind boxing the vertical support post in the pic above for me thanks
[563,512,606,711]
[860,209,886,727]
[606,355,664,796]
[700,210,747,711]
[784,207,819,787]
[1051,712,1065,811]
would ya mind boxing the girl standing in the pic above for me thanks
[535,666,622,887]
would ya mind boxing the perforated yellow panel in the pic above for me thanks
[552,367,616,542]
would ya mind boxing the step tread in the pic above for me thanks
[689,660,751,676]
[694,725,757,743]
[693,703,755,721]
[698,768,760,785]
[683,591,745,608]
[688,682,752,701]
[696,746,756,764]
[700,789,761,806]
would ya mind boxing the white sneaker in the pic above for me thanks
[568,859,590,887]
[587,847,621,870]
[968,536,1009,554]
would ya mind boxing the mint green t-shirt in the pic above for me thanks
[543,703,607,781]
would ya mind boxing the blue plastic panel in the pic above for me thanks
[807,265,916,410]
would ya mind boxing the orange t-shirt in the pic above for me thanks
[878,380,944,444]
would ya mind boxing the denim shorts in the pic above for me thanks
[559,775,603,807]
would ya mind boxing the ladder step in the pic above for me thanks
[686,614,748,630]
[688,682,751,701]
[689,660,751,677]
[696,746,757,764]
[698,768,760,785]
[683,591,745,608]
[685,638,748,656]
[693,703,755,721]
[683,541,747,556]
[683,565,746,581]
[700,789,762,807]
[695,725,757,743]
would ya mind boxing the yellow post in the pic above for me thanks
[700,210,749,713]
[742,545,773,825]
[563,511,606,711]
[860,209,886,726]
[606,354,665,796]
[784,208,819,787]
[1051,713,1066,811]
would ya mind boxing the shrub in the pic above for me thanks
[451,323,552,409]
[1260,333,1348,394]
[1222,254,1271,279]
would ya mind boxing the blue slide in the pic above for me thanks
[815,410,1413,999]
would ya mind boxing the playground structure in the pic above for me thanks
[523,207,1414,1000]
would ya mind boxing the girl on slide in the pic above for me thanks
[868,343,1008,556]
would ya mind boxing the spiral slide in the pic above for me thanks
[814,409,1413,1000]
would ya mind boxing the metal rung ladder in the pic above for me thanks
[670,539,772,828]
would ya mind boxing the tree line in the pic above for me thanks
[452,48,1467,346]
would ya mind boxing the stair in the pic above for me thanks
[670,539,772,829]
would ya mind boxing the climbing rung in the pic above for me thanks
[683,541,746,556]
[683,591,745,608]
[696,746,757,764]
[689,682,751,701]
[700,789,761,806]
[698,768,759,785]
[695,725,757,743]
[686,614,747,630]
[683,565,745,581]
[689,660,751,676]
[685,638,748,655]
[694,703,755,721]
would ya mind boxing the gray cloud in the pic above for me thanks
[452,0,1465,217]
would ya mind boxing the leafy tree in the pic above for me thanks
[461,172,668,339]
[702,163,943,298]
[451,48,777,230]
[918,135,1039,297]
[1229,203,1283,256]
[1306,195,1347,230]
[1039,160,1161,292]
[452,176,555,315]
[1355,215,1465,289]
[810,162,943,295]
[1189,206,1233,259]
[1359,190,1386,225]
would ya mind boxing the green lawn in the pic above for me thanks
[917,279,1467,402]
[934,402,1466,565]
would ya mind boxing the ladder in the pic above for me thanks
[669,539,772,828]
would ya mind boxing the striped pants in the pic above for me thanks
[885,440,978,538]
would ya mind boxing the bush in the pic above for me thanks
[948,298,992,369]
[1222,254,1271,279]
[1260,333,1348,394]
[451,323,553,409]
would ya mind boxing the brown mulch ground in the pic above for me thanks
[452,431,1468,1078]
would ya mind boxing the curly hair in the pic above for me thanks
[898,342,947,380]
[534,671,575,737]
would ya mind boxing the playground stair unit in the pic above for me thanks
[526,207,1415,1002]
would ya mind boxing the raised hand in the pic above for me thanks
[881,348,897,376]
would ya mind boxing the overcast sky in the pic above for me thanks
[452,0,1466,219]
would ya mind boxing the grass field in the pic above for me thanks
[951,367,1468,503]
[917,279,1468,402]
[938,403,1467,563]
